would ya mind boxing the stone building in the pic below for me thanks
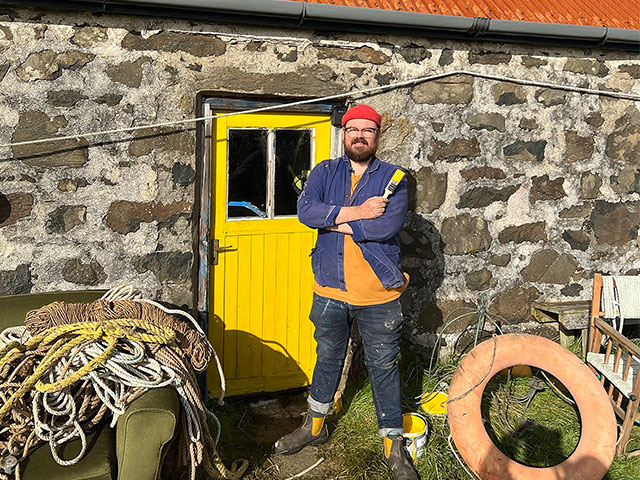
[0,0,639,392]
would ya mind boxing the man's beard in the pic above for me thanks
[344,138,376,163]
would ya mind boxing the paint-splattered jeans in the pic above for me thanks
[307,293,404,437]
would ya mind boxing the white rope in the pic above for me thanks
[601,276,640,332]
[0,286,220,469]
[1,69,638,151]
[448,434,479,480]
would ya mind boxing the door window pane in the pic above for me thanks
[274,129,311,216]
[227,129,267,218]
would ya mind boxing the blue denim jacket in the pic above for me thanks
[297,154,408,290]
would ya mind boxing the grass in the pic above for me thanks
[206,350,640,480]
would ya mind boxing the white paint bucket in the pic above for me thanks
[402,412,428,460]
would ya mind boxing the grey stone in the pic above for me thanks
[0,264,32,295]
[398,43,431,63]
[498,222,548,244]
[591,201,639,247]
[521,56,548,68]
[375,72,393,86]
[535,88,568,107]
[128,128,194,157]
[316,46,390,64]
[562,229,591,251]
[94,93,123,106]
[431,122,444,133]
[122,32,226,57]
[275,46,297,62]
[566,131,594,162]
[611,168,640,194]
[561,283,583,297]
[378,115,414,155]
[172,162,196,187]
[244,41,266,52]
[399,225,437,261]
[16,50,94,82]
[503,140,546,162]
[195,65,343,96]
[493,286,541,322]
[71,27,108,47]
[619,64,640,79]
[107,57,152,88]
[441,214,491,255]
[105,200,191,234]
[457,185,519,209]
[0,63,9,83]
[465,268,495,291]
[492,83,526,106]
[11,110,88,167]
[460,167,506,181]
[0,25,12,42]
[412,166,447,214]
[564,58,609,77]
[132,251,192,282]
[411,75,474,105]
[0,193,33,227]
[490,254,510,266]
[439,48,454,66]
[47,90,87,107]
[466,113,506,132]
[585,112,604,128]
[519,118,538,130]
[530,175,566,203]
[580,171,601,199]
[62,259,107,286]
[468,51,512,65]
[46,205,86,233]
[606,107,640,166]
[57,178,87,192]
[428,137,481,162]
[521,250,580,284]
[560,203,593,219]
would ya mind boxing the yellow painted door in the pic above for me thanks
[209,111,331,396]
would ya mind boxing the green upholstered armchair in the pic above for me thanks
[0,290,181,480]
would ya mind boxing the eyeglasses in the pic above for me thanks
[343,127,379,138]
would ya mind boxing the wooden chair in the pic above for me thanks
[587,274,640,456]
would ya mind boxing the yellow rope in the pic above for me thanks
[0,319,176,421]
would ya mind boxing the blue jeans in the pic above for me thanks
[307,293,404,437]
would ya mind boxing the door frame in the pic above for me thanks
[194,94,344,397]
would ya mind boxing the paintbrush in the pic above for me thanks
[382,169,406,199]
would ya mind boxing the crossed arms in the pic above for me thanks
[297,165,408,242]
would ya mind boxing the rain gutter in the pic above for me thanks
[1,0,638,50]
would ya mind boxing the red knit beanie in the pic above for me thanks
[341,104,381,127]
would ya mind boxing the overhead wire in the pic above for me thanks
[1,69,639,152]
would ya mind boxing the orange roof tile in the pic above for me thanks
[288,0,640,30]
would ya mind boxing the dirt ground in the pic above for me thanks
[213,390,342,480]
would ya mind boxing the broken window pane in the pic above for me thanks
[274,129,312,216]
[227,129,268,218]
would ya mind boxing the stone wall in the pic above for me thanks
[0,7,638,344]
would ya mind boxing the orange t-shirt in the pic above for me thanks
[313,173,409,306]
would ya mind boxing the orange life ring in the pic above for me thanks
[448,333,616,480]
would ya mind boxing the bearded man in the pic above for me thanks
[274,105,418,480]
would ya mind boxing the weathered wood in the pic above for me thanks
[531,300,591,329]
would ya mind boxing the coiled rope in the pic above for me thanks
[0,286,247,480]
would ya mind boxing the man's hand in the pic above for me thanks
[334,196,389,225]
[357,196,388,219]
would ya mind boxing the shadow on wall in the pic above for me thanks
[0,192,10,224]
[400,171,445,341]
[208,315,308,398]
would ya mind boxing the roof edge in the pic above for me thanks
[1,0,639,50]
